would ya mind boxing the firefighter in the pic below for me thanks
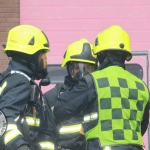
[54,25,149,150]
[44,38,97,150]
[0,25,55,150]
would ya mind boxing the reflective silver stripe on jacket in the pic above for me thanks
[4,124,22,145]
[0,81,7,95]
[83,112,98,123]
[6,124,18,131]
[39,142,54,150]
[11,70,31,81]
[59,124,81,134]
[15,116,40,127]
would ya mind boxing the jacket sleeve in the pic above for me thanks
[44,87,58,108]
[141,100,149,136]
[0,76,31,150]
[35,91,57,150]
[54,78,96,122]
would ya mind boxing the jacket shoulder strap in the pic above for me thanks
[83,74,94,88]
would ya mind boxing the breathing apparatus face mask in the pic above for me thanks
[34,51,48,80]
[68,62,95,82]
[38,52,47,69]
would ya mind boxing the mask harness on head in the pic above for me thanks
[98,52,125,70]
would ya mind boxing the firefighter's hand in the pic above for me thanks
[17,145,30,150]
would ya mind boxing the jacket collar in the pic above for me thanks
[64,75,77,90]
[6,60,34,79]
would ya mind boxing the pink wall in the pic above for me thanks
[20,1,150,60]
[20,0,150,149]
[20,0,150,84]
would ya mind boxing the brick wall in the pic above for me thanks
[0,0,20,72]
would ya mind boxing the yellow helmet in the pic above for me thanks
[4,24,50,55]
[61,38,97,67]
[93,25,132,61]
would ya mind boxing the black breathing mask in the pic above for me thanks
[68,62,96,82]
[31,51,48,80]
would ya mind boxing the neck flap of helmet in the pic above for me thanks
[97,51,125,70]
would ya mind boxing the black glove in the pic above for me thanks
[17,145,30,150]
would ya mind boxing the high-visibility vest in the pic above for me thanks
[84,66,149,146]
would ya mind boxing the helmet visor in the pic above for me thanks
[69,62,95,81]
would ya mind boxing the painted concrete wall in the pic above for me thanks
[20,0,150,149]
[20,0,150,83]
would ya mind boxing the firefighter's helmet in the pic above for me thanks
[93,25,132,61]
[62,38,97,67]
[3,25,50,80]
[4,24,50,55]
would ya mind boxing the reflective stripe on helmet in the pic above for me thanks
[59,124,81,134]
[83,112,98,123]
[39,142,54,150]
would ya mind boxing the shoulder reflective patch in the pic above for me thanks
[0,81,7,95]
